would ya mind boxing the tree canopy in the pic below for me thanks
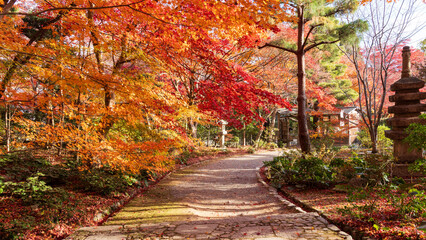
[0,0,292,172]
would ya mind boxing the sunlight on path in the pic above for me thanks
[68,151,353,239]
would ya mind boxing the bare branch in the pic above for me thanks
[339,0,424,152]
[0,0,146,16]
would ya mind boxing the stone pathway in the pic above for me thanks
[68,151,352,240]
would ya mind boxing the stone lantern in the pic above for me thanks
[219,120,228,148]
[385,46,426,177]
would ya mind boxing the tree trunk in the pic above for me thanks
[268,108,277,143]
[207,128,210,147]
[5,104,10,152]
[98,86,115,137]
[188,118,197,138]
[370,127,378,153]
[296,5,311,153]
[255,127,264,148]
[243,122,246,146]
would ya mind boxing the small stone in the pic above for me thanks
[327,225,340,232]
[418,221,426,231]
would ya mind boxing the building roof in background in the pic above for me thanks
[277,107,358,117]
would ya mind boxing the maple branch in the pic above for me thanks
[87,7,103,73]
[126,6,186,26]
[0,46,55,61]
[258,43,296,54]
[3,1,188,27]
[0,0,146,16]
[249,52,283,74]
[116,58,136,65]
[28,9,67,45]
[0,0,17,19]
[304,39,339,52]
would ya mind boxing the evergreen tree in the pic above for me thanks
[319,79,358,106]
[260,0,367,153]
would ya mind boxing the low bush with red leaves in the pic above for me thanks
[264,147,426,240]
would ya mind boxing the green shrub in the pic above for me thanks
[0,216,34,240]
[264,150,342,188]
[264,148,392,189]
[3,172,53,204]
[404,114,426,151]
[0,178,4,195]
[389,188,426,219]
[73,169,136,196]
[341,184,426,221]
[0,186,80,239]
[0,152,52,182]
[265,142,278,149]
[311,134,335,151]
[408,158,426,175]
[247,146,256,154]
[310,120,336,150]
[220,148,229,153]
[176,149,192,165]
[256,139,266,148]
[349,152,393,187]
[226,136,240,147]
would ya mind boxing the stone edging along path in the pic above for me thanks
[258,166,375,240]
[68,151,354,239]
[255,167,306,214]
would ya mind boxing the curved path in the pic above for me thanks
[68,151,352,240]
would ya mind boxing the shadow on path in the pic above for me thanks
[68,151,352,240]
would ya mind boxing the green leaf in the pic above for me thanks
[373,224,379,230]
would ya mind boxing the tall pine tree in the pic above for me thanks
[260,0,367,153]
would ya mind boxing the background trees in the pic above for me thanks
[0,0,291,172]
[1,0,422,169]
[340,0,426,153]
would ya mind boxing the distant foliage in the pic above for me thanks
[357,125,392,151]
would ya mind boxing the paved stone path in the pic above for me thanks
[68,151,352,240]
